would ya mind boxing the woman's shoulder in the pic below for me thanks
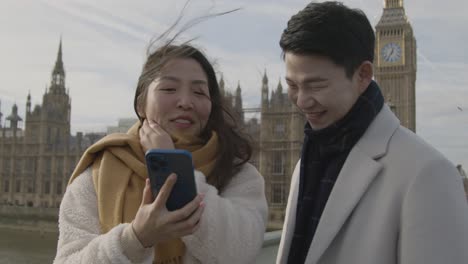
[230,162,264,185]
[60,167,98,219]
[67,167,95,196]
[237,162,260,174]
[230,160,257,174]
[218,162,266,202]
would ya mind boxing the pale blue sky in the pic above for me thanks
[0,0,467,169]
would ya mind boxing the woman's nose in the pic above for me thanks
[177,92,194,109]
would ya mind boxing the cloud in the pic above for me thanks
[406,0,468,21]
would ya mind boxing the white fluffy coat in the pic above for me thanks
[54,163,268,264]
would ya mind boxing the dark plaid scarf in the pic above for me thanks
[287,81,384,263]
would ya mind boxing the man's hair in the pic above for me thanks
[279,1,375,78]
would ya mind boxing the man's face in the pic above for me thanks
[285,52,366,130]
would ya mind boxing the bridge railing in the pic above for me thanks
[256,230,282,263]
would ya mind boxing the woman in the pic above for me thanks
[54,44,268,263]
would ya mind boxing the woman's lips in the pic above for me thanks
[171,118,193,128]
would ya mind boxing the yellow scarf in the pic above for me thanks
[68,122,219,263]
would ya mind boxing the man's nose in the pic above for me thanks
[296,89,315,110]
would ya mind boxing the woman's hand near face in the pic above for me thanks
[132,174,205,248]
[139,119,175,153]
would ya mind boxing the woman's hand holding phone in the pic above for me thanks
[132,174,205,248]
[139,119,174,153]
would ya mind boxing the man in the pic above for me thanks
[276,2,468,264]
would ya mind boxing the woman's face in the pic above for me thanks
[141,57,212,138]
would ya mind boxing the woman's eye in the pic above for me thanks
[160,88,176,92]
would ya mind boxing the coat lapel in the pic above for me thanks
[305,148,382,263]
[305,105,399,263]
[277,161,301,264]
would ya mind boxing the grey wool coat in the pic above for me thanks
[277,105,468,264]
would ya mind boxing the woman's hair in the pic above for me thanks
[133,44,252,191]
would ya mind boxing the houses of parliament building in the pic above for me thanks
[0,41,97,209]
[0,1,417,229]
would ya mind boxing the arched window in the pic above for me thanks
[272,152,284,175]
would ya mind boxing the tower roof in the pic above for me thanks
[6,104,22,122]
[52,38,65,76]
[378,0,408,26]
[385,0,403,8]
[262,69,268,84]
[276,78,283,94]
[219,75,225,94]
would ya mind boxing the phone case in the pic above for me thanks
[145,149,197,211]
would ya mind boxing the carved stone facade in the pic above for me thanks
[375,0,417,131]
[257,72,305,229]
[1,1,418,223]
[0,41,96,208]
[219,73,305,230]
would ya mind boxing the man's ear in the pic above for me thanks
[357,61,374,93]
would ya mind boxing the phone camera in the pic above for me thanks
[159,160,168,167]
[150,156,168,171]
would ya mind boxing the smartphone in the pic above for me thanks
[145,149,197,211]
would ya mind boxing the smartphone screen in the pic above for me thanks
[145,149,197,211]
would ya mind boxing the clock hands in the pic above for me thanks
[384,47,394,61]
[382,43,401,63]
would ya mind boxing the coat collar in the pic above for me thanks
[354,105,400,160]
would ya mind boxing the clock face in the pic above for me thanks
[381,42,402,63]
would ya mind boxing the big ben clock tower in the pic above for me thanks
[375,0,417,132]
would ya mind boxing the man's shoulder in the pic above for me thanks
[384,125,452,168]
[391,126,441,154]
[368,106,438,157]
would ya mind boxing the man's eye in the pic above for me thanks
[307,84,328,90]
[310,86,325,90]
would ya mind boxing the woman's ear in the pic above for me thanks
[136,95,146,118]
